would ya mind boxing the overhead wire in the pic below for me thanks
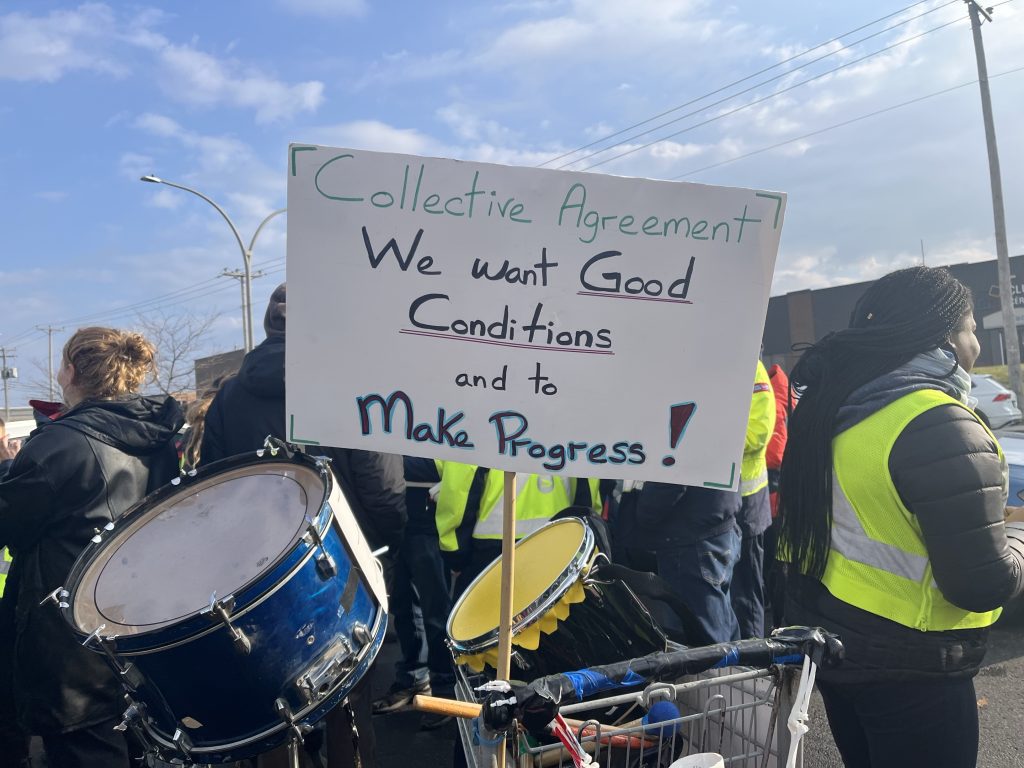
[669,63,1024,179]
[539,0,957,168]
[577,11,969,171]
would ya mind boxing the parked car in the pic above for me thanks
[971,374,1023,429]
[998,431,1024,506]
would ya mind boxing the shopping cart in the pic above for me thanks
[448,628,842,768]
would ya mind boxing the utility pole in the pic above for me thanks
[1,347,14,422]
[920,239,926,266]
[966,0,1020,399]
[36,325,64,400]
[221,269,265,350]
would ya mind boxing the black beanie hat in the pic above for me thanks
[264,282,287,338]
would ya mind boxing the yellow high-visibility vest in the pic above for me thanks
[433,461,600,552]
[823,388,1002,631]
[740,360,776,496]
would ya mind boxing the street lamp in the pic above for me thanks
[140,175,285,352]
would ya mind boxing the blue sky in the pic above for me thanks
[1,0,1022,405]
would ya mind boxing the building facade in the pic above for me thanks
[763,255,1024,371]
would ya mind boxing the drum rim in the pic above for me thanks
[60,450,335,649]
[446,518,594,655]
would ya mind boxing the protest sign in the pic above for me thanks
[286,145,785,487]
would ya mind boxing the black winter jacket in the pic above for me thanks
[200,336,406,551]
[0,396,183,732]
[788,403,1024,682]
[620,482,741,551]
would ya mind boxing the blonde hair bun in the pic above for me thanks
[63,327,158,400]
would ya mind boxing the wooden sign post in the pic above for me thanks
[496,472,517,768]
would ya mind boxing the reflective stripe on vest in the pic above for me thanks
[739,469,769,496]
[831,483,929,583]
[473,474,573,539]
[823,388,1002,632]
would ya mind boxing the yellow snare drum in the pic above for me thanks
[447,518,666,680]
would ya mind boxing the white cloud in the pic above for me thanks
[478,0,722,68]
[276,0,368,17]
[34,191,68,202]
[152,43,324,122]
[0,5,323,121]
[0,3,125,82]
[130,114,285,238]
[308,120,445,156]
[436,103,516,144]
[147,188,184,210]
[134,113,257,176]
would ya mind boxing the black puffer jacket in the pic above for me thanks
[200,336,406,551]
[0,396,183,732]
[788,402,1024,682]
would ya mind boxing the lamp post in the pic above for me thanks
[140,175,285,352]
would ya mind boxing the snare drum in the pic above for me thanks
[60,449,387,764]
[448,518,667,680]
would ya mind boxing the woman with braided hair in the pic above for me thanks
[780,266,1024,767]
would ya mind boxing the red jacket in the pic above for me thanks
[765,365,791,471]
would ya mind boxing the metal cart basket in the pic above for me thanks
[455,662,806,768]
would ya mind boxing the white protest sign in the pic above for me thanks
[286,145,785,488]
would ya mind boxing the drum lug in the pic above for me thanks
[258,435,294,459]
[275,698,311,745]
[39,586,70,608]
[90,521,115,545]
[296,636,355,701]
[113,700,143,733]
[172,727,194,758]
[205,593,252,655]
[303,516,338,579]
[114,695,163,765]
[352,622,371,647]
[82,626,144,690]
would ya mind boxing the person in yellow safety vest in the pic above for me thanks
[408,458,601,596]
[780,267,1024,768]
[0,548,9,599]
[730,359,776,639]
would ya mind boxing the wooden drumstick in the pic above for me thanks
[412,694,483,719]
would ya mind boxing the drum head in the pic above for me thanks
[449,518,591,648]
[70,461,324,637]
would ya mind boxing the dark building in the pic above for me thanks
[763,255,1024,371]
[194,348,245,395]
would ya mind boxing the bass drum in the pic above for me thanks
[61,448,387,764]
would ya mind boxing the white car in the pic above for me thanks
[970,374,1023,429]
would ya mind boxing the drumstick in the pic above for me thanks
[413,694,483,719]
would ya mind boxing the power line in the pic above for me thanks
[667,63,1024,179]
[539,0,957,168]
[578,11,970,172]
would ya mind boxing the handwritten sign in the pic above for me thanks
[285,145,785,487]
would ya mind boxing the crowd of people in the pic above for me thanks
[1,266,1024,768]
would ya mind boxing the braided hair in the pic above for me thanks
[779,266,972,580]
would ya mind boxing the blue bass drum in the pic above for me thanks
[61,449,388,764]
